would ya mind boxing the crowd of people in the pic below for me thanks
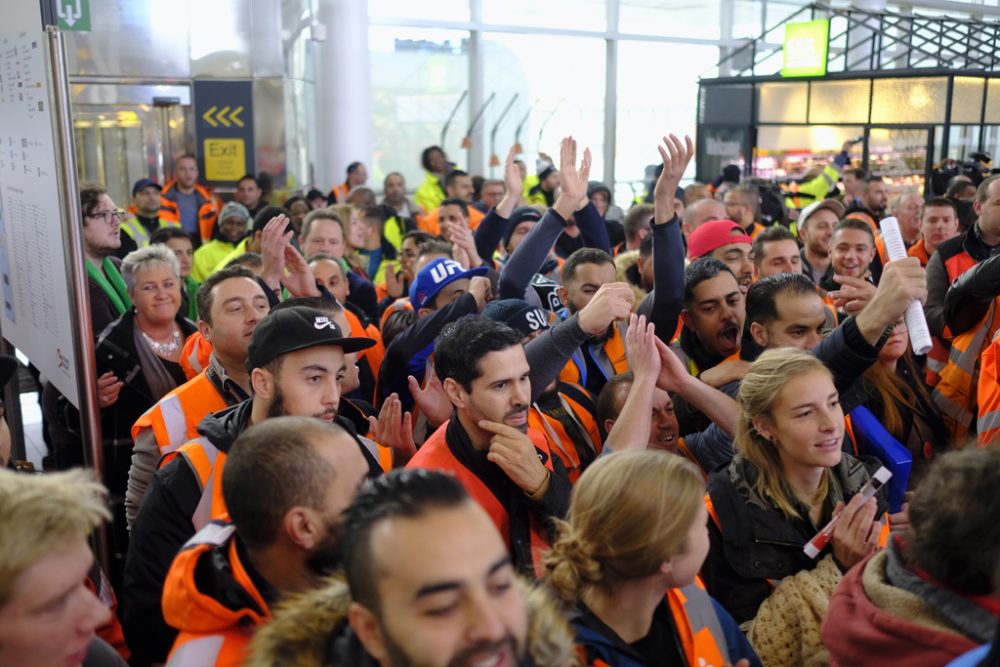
[2,128,999,667]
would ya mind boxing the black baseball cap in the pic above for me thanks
[247,306,375,371]
[132,178,162,197]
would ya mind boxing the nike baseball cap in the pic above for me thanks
[247,305,375,370]
[409,258,488,311]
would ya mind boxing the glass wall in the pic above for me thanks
[368,27,471,190]
[368,0,734,196]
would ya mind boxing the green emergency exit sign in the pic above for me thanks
[782,19,830,78]
[55,0,91,31]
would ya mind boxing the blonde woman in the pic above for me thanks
[703,348,890,666]
[545,450,760,667]
[329,203,368,276]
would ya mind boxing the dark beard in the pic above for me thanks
[380,627,523,667]
[266,384,338,421]
[305,518,343,577]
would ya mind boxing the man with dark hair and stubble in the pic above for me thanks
[127,265,269,526]
[407,316,572,577]
[235,174,265,219]
[123,304,378,665]
[244,469,577,667]
[162,417,369,666]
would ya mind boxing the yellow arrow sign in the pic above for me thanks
[202,105,219,128]
[229,106,244,128]
[217,106,232,128]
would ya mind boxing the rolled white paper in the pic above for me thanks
[878,216,933,355]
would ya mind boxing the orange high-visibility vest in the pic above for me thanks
[528,383,601,485]
[407,420,555,577]
[180,331,213,381]
[933,298,1000,443]
[559,323,629,388]
[908,238,932,267]
[417,205,485,236]
[328,182,349,203]
[159,180,221,244]
[977,328,1000,447]
[163,522,269,667]
[131,370,227,462]
[344,308,384,398]
[927,249,979,387]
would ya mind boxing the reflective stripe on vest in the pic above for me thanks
[667,584,730,667]
[158,394,189,455]
[928,247,980,386]
[932,301,997,438]
[122,217,151,246]
[181,521,236,551]
[179,439,225,531]
[166,635,224,667]
[978,328,1000,447]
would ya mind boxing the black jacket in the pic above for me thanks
[122,399,252,665]
[122,398,381,665]
[95,309,197,446]
[703,453,887,624]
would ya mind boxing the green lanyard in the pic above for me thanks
[85,258,132,315]
[185,275,200,321]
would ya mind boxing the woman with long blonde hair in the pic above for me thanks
[544,450,760,667]
[702,347,890,666]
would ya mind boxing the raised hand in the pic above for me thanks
[496,145,524,219]
[368,392,417,460]
[553,136,592,220]
[653,133,695,224]
[653,336,693,394]
[624,314,661,384]
[282,243,321,297]
[408,373,453,428]
[442,218,482,269]
[576,282,635,336]
[384,264,405,299]
[259,214,293,291]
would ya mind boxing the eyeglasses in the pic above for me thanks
[87,209,126,224]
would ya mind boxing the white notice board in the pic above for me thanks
[0,1,79,405]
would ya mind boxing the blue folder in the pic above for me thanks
[849,406,913,514]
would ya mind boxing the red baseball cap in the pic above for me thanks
[687,219,752,260]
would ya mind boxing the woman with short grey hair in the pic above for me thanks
[93,244,197,574]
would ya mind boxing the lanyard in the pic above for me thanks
[86,258,132,315]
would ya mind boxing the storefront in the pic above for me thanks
[697,5,1000,199]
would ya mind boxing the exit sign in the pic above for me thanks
[782,19,830,78]
[55,0,91,31]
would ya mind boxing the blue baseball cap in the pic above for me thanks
[132,178,162,197]
[409,258,488,311]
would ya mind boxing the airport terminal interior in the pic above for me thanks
[1,0,1000,666]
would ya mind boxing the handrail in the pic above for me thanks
[706,1,1000,79]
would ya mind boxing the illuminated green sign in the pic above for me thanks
[782,19,830,78]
